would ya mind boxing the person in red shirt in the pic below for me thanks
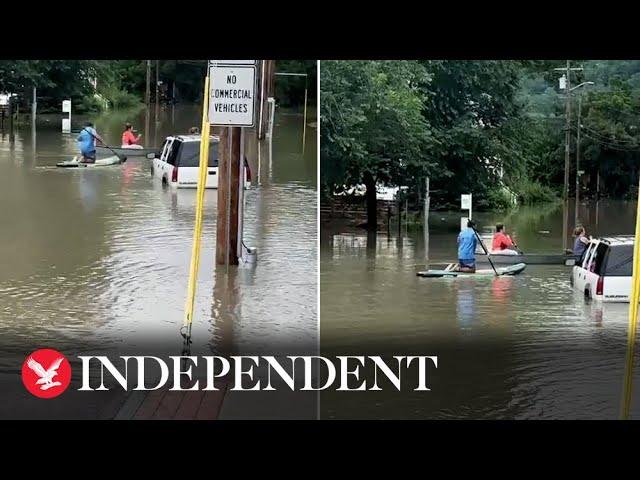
[121,123,142,147]
[492,223,518,254]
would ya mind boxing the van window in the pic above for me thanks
[579,242,594,268]
[589,243,609,275]
[176,141,219,168]
[167,140,181,166]
[160,139,171,161]
[604,244,634,276]
[581,243,595,269]
[159,140,169,159]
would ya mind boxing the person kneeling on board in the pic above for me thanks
[122,123,142,148]
[456,220,478,273]
[77,122,104,164]
[491,223,518,255]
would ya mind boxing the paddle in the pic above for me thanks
[472,225,500,276]
[79,127,126,162]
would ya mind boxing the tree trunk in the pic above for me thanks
[364,172,377,231]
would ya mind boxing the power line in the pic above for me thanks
[580,124,639,144]
[580,131,640,151]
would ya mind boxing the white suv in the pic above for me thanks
[571,236,634,302]
[151,134,250,189]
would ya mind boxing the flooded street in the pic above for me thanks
[0,104,317,390]
[320,201,640,419]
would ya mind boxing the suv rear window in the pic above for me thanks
[176,141,219,168]
[603,244,634,276]
[588,243,609,275]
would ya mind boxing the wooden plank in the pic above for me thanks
[152,391,186,420]
[114,391,147,420]
[133,389,166,420]
[173,391,207,420]
[195,382,229,420]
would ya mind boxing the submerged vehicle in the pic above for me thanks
[151,135,251,189]
[571,236,634,302]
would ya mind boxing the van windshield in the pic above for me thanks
[177,141,219,167]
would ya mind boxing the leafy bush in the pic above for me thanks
[77,94,104,113]
[515,180,558,205]
[100,85,141,110]
[486,188,516,211]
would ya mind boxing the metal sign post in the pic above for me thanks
[461,193,472,231]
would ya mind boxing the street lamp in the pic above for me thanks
[570,81,594,93]
[572,81,594,226]
[553,61,589,251]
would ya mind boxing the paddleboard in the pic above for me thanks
[56,155,126,168]
[417,262,526,278]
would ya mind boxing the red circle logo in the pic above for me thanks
[22,349,72,399]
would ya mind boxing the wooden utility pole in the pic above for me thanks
[554,61,583,250]
[216,127,242,266]
[155,60,160,114]
[563,60,571,203]
[31,86,37,129]
[258,60,276,140]
[424,177,430,262]
[258,60,267,140]
[8,96,14,142]
[575,94,583,226]
[145,60,151,105]
[268,60,276,98]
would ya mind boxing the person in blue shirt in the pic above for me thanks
[77,122,104,163]
[457,220,478,273]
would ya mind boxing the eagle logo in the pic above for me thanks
[27,356,64,390]
[22,349,71,398]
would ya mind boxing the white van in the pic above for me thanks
[571,236,634,302]
[151,134,250,189]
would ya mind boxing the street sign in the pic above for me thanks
[209,60,255,66]
[208,65,256,127]
[62,99,71,133]
[461,194,472,210]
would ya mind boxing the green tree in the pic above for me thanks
[321,60,434,228]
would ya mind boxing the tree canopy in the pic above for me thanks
[321,60,640,224]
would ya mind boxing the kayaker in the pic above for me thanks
[77,122,104,164]
[122,123,142,147]
[492,224,518,254]
[573,226,590,257]
[456,220,478,273]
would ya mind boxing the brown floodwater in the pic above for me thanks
[320,200,640,419]
[0,104,318,418]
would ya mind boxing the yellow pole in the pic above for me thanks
[621,178,640,419]
[183,75,211,336]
